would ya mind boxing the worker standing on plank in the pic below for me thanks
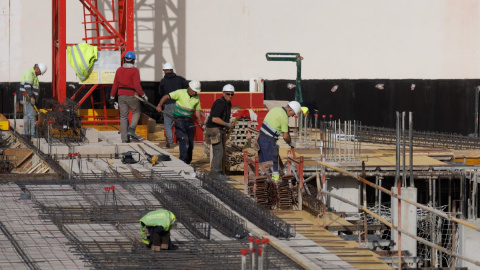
[156,80,204,164]
[258,101,301,182]
[109,51,148,143]
[140,209,177,251]
[205,84,234,178]
[158,62,189,148]
[17,63,47,137]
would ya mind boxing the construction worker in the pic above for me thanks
[156,80,204,164]
[17,63,47,137]
[205,84,234,178]
[109,51,148,143]
[140,209,177,251]
[158,62,188,148]
[258,101,301,181]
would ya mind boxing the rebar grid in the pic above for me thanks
[40,98,85,144]
[357,124,480,149]
[152,184,212,239]
[201,173,295,239]
[154,180,248,239]
[65,238,302,270]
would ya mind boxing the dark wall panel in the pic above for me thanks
[1,79,479,135]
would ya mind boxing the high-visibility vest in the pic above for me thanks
[301,106,309,115]
[67,43,98,82]
[139,210,176,245]
[18,67,39,104]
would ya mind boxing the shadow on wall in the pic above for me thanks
[138,0,186,82]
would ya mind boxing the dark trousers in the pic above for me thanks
[257,135,279,171]
[175,119,195,164]
[147,227,172,250]
[210,130,225,174]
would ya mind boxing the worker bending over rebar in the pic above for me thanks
[140,209,177,251]
[258,101,301,181]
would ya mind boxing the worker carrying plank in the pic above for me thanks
[140,209,177,251]
[17,63,47,137]
[258,101,301,181]
[205,84,235,179]
[156,80,204,164]
[109,51,148,143]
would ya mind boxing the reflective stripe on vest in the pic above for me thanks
[67,43,98,82]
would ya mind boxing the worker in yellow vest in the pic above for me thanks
[17,63,47,137]
[140,209,177,251]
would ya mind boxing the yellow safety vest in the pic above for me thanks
[67,43,98,82]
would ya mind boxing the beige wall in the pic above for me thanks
[2,0,480,83]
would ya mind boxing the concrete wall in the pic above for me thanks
[326,176,359,214]
[2,0,480,83]
[458,219,480,269]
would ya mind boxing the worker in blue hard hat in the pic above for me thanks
[17,63,47,137]
[258,101,301,182]
[109,51,148,143]
[140,209,177,251]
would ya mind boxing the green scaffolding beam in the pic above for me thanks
[265,52,304,103]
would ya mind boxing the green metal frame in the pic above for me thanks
[265,52,304,103]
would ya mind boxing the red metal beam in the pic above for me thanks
[52,0,67,102]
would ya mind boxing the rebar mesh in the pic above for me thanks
[201,173,295,238]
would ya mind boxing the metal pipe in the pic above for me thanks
[409,112,414,187]
[316,161,480,232]
[318,188,480,267]
[395,112,400,187]
[402,111,406,187]
[397,181,402,269]
[13,93,17,132]
[475,87,479,137]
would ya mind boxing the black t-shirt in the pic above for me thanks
[206,96,232,128]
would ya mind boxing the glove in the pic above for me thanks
[142,94,148,102]
[108,97,116,106]
[224,122,232,129]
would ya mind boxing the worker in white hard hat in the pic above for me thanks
[258,101,301,182]
[205,84,235,178]
[156,80,204,164]
[158,62,188,148]
[17,63,48,137]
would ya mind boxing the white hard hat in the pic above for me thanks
[37,63,47,75]
[163,62,174,70]
[222,84,235,92]
[189,80,201,92]
[288,101,301,115]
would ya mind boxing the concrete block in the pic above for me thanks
[38,140,70,155]
[73,144,115,155]
[84,128,99,143]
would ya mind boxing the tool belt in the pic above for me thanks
[259,132,278,142]
[205,127,222,145]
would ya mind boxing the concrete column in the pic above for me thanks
[457,219,480,269]
[391,187,418,257]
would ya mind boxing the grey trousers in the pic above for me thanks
[210,130,225,174]
[118,95,141,142]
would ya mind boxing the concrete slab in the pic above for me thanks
[84,128,99,143]
[72,144,115,155]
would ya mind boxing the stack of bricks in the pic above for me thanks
[225,120,259,172]
[227,120,258,147]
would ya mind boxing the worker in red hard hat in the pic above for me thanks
[109,51,148,143]
[17,63,47,137]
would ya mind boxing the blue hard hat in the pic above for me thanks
[125,51,136,60]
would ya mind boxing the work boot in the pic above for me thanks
[165,142,174,149]
[127,127,139,139]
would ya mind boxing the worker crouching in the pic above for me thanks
[140,209,177,251]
